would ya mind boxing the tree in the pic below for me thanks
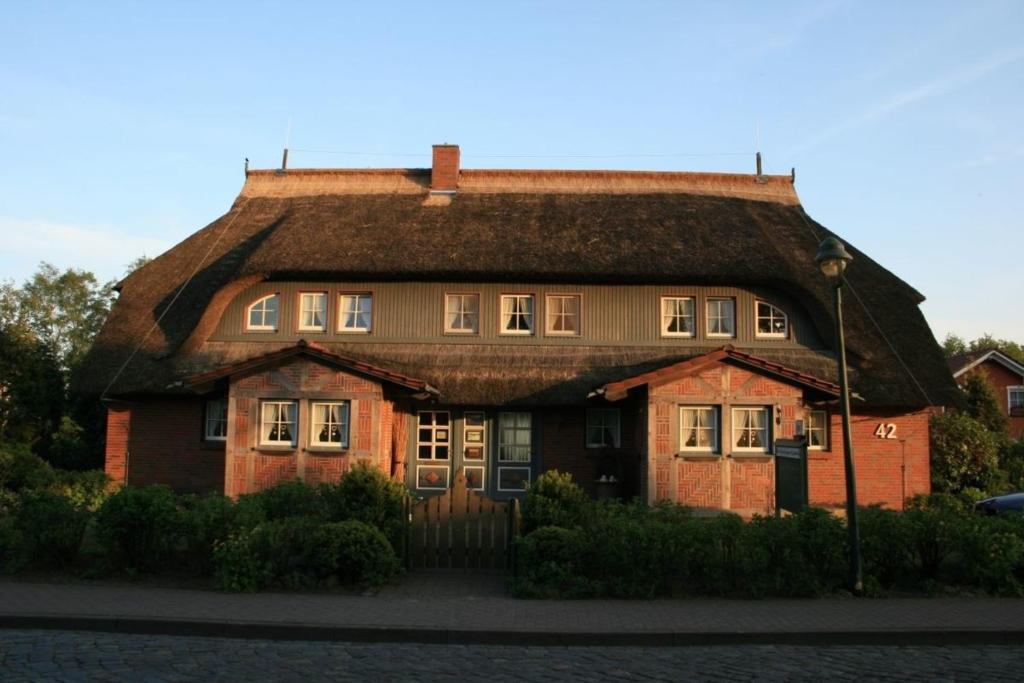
[930,411,1001,495]
[962,373,1010,437]
[941,332,1024,366]
[0,327,64,446]
[17,263,114,373]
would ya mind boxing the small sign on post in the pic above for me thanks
[775,437,809,515]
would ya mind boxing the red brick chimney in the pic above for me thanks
[431,144,460,193]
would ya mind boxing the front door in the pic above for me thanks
[411,409,490,495]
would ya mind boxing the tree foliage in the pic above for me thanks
[0,262,119,469]
[929,411,1001,495]
[942,333,1024,365]
[962,373,1010,437]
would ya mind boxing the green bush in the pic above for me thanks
[213,517,400,592]
[859,505,913,590]
[94,485,182,574]
[320,462,408,550]
[50,469,111,511]
[178,494,238,575]
[0,443,55,492]
[12,490,89,571]
[513,526,597,598]
[521,470,589,533]
[235,479,326,523]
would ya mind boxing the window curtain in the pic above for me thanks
[681,409,697,448]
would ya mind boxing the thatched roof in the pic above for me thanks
[76,165,959,409]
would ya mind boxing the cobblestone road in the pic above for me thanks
[2,630,1022,682]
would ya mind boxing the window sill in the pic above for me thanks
[306,446,349,454]
[254,445,296,454]
[675,452,721,461]
[729,452,773,459]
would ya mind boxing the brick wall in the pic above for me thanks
[104,397,225,494]
[539,403,643,498]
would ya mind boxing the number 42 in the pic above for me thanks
[874,423,897,439]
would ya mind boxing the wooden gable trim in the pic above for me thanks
[183,340,438,397]
[596,345,840,402]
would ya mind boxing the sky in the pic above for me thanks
[1,0,1021,342]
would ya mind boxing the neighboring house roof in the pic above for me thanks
[75,158,961,409]
[949,348,1024,381]
[594,346,841,401]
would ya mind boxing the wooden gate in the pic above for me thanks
[406,468,519,571]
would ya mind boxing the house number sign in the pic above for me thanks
[874,423,898,439]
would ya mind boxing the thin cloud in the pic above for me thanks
[790,46,1024,156]
[0,218,169,284]
[949,143,1024,170]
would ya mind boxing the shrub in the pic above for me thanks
[94,485,182,574]
[513,526,596,598]
[0,443,55,492]
[50,469,112,511]
[12,490,89,571]
[521,470,589,533]
[213,517,401,592]
[178,494,238,575]
[748,508,846,597]
[235,479,325,523]
[859,505,913,590]
[320,462,408,550]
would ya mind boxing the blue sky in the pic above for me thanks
[1,1,1021,341]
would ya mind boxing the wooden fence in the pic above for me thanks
[405,468,519,571]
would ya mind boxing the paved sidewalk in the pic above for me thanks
[1,572,1022,646]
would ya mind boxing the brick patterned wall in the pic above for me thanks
[645,359,930,513]
[225,357,392,497]
[107,397,225,494]
[104,406,131,485]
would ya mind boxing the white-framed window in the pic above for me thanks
[545,294,581,336]
[445,293,479,334]
[260,400,297,447]
[807,410,828,450]
[661,296,695,337]
[1009,386,1024,412]
[500,295,534,335]
[299,292,327,332]
[204,399,228,441]
[586,408,621,448]
[706,298,735,338]
[338,293,372,333]
[417,411,450,460]
[246,294,279,331]
[732,406,770,452]
[679,406,718,452]
[498,412,532,462]
[310,401,349,448]
[755,300,788,338]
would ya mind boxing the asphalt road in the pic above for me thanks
[2,629,1023,682]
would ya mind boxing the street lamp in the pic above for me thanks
[815,236,863,595]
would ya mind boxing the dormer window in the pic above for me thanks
[755,301,788,338]
[706,298,735,338]
[246,294,279,331]
[445,293,480,334]
[299,292,327,332]
[338,293,372,333]
[661,296,695,337]
[545,294,581,336]
[500,294,534,335]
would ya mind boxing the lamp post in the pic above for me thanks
[815,236,863,594]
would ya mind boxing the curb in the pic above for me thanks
[3,615,1024,647]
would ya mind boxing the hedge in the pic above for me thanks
[512,471,1024,598]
